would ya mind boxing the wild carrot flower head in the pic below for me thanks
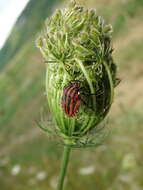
[36,1,119,147]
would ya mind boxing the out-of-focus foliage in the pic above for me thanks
[0,0,143,189]
[0,0,60,69]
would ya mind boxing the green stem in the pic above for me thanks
[102,61,114,105]
[75,58,96,111]
[58,146,71,190]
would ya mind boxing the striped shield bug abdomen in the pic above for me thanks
[61,81,81,117]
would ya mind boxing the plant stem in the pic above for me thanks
[75,58,96,111]
[58,145,71,190]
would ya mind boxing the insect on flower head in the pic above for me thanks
[61,80,81,117]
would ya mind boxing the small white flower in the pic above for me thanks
[78,165,95,175]
[11,164,21,176]
[36,171,47,181]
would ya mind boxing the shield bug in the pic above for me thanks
[61,80,81,117]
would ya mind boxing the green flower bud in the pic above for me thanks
[36,1,118,146]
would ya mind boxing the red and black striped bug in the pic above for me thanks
[61,80,81,117]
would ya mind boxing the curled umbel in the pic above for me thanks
[36,1,119,146]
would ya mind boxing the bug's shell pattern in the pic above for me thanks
[61,81,81,117]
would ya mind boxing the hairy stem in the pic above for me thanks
[58,146,71,190]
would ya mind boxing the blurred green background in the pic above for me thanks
[0,0,143,189]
